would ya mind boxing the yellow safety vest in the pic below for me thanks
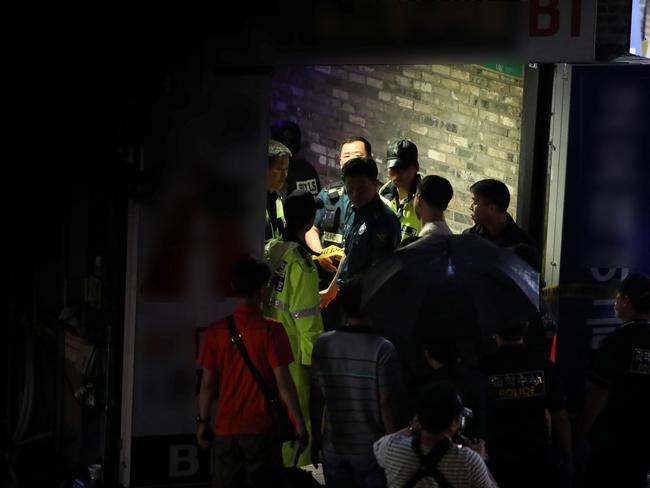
[380,177,422,241]
[263,238,324,466]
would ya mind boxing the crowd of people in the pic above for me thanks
[196,121,650,488]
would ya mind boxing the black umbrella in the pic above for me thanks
[361,233,540,371]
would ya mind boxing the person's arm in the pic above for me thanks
[380,395,400,433]
[378,342,404,433]
[320,255,346,308]
[288,261,324,365]
[305,226,324,253]
[273,364,308,448]
[551,408,574,482]
[196,368,217,448]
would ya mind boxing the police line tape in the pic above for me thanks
[312,245,345,262]
[542,283,618,299]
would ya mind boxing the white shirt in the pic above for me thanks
[419,220,453,237]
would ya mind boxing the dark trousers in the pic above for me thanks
[585,447,649,488]
[212,434,281,488]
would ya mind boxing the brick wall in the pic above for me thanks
[270,64,524,234]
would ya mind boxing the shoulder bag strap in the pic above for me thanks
[225,315,274,401]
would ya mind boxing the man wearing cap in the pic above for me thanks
[264,189,325,467]
[271,120,322,197]
[320,157,401,307]
[380,139,423,242]
[266,140,292,242]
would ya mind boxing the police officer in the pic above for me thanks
[265,140,291,242]
[306,136,372,255]
[264,189,325,467]
[320,157,401,307]
[476,320,573,488]
[271,120,322,197]
[380,139,423,242]
[578,272,650,488]
[306,137,371,330]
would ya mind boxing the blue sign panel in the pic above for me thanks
[556,64,650,412]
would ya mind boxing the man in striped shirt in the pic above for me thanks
[311,278,404,488]
[374,381,497,488]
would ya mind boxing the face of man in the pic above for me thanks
[388,163,419,191]
[469,193,495,226]
[339,141,368,167]
[267,155,290,192]
[414,190,425,220]
[345,175,377,208]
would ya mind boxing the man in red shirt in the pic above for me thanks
[197,257,307,487]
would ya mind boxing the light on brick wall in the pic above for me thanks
[271,64,525,233]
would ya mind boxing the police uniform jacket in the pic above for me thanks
[337,194,401,285]
[477,343,566,459]
[589,319,650,447]
[314,180,350,249]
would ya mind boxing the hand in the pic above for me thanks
[319,288,337,308]
[295,420,309,451]
[318,256,339,274]
[408,415,422,433]
[196,423,212,449]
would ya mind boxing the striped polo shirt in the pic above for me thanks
[311,326,403,461]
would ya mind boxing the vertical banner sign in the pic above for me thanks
[556,65,650,412]
[121,72,272,487]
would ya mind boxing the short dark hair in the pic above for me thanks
[342,157,378,181]
[470,179,510,213]
[230,258,270,297]
[340,136,372,157]
[417,175,454,212]
[339,278,364,320]
[619,272,650,314]
[416,381,464,433]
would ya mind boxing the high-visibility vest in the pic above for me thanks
[263,238,324,466]
[380,176,422,241]
[265,192,285,242]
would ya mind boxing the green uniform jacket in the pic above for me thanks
[379,175,422,241]
[263,238,324,466]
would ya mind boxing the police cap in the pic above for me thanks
[387,139,418,169]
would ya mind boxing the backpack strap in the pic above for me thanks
[403,434,454,488]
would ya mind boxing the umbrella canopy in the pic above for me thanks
[361,233,540,374]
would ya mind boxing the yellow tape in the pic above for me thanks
[312,245,345,261]
[542,283,617,299]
